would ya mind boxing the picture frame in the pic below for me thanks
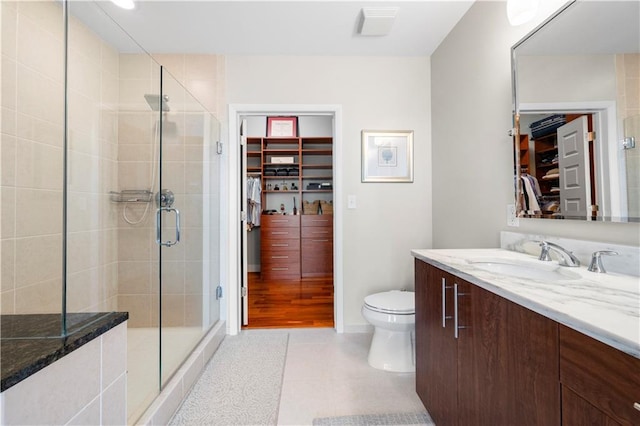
[361,130,414,182]
[266,116,298,137]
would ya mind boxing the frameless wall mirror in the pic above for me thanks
[511,0,639,222]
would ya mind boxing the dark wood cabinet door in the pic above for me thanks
[456,280,510,426]
[506,300,560,425]
[562,386,619,426]
[560,325,640,426]
[415,260,457,426]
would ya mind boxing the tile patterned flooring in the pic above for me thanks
[259,328,426,425]
[170,328,427,425]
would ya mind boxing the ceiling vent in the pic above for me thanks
[358,7,399,36]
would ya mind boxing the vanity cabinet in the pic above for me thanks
[415,260,560,426]
[559,325,640,426]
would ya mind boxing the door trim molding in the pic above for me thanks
[226,104,344,335]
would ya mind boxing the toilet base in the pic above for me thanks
[367,328,415,373]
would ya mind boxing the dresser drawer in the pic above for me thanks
[559,325,640,426]
[301,215,332,228]
[261,256,301,279]
[261,214,300,228]
[261,239,300,252]
[301,227,332,239]
[262,227,300,240]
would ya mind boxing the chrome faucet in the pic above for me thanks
[538,241,581,267]
[588,250,619,273]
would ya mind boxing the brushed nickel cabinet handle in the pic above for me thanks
[272,267,288,271]
[271,255,288,259]
[271,243,289,247]
[271,219,289,223]
[313,231,328,234]
[271,231,288,235]
[312,239,329,242]
[634,402,640,412]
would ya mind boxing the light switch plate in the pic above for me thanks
[348,195,357,209]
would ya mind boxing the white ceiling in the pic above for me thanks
[72,1,476,56]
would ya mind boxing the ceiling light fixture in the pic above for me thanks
[358,7,399,36]
[507,0,539,26]
[110,0,135,10]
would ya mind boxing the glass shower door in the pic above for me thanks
[158,68,221,385]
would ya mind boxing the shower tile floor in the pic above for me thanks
[127,326,204,424]
[173,328,426,425]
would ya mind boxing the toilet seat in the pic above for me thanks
[364,290,414,315]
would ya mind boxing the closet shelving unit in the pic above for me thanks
[256,136,333,211]
[253,135,334,280]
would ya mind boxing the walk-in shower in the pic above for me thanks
[0,1,222,423]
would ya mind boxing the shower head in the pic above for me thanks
[144,94,170,112]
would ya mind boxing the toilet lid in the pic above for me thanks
[364,290,415,314]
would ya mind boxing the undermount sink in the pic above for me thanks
[468,259,581,281]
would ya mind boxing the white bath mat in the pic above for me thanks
[169,331,289,425]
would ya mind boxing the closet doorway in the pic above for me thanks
[238,112,339,330]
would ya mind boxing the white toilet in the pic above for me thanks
[361,290,415,373]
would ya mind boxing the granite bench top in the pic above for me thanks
[1,312,128,392]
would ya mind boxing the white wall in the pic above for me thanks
[431,1,640,248]
[518,54,617,104]
[227,56,432,327]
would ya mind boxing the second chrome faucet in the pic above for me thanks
[538,241,581,267]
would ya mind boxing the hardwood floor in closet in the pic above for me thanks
[244,272,334,328]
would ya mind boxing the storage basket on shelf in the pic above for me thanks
[319,200,333,214]
[303,200,319,215]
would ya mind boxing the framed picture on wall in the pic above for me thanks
[361,130,414,182]
[266,116,298,137]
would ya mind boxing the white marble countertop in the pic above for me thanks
[411,248,640,359]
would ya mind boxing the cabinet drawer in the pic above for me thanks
[261,257,301,277]
[301,227,332,239]
[301,239,332,253]
[301,216,332,228]
[262,239,300,251]
[559,325,640,425]
[261,214,300,228]
[262,227,300,239]
[261,250,300,264]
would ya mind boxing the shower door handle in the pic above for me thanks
[156,207,181,247]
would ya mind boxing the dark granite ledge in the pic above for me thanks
[1,312,128,392]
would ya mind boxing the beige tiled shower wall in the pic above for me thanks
[0,0,224,319]
[615,54,640,218]
[117,54,224,327]
[0,0,119,315]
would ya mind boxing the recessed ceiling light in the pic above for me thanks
[358,7,399,36]
[110,0,135,10]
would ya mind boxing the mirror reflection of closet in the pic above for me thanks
[512,0,640,222]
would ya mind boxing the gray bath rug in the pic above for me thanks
[312,412,434,426]
[169,331,289,426]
